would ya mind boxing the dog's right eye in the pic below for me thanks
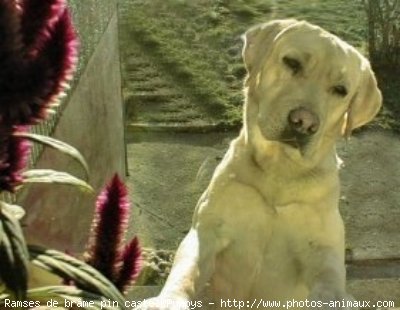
[331,85,348,97]
[283,56,302,74]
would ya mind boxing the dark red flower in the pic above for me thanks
[20,0,66,52]
[0,127,31,192]
[115,236,142,292]
[0,0,78,126]
[84,174,131,282]
[0,1,22,66]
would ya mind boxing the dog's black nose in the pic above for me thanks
[288,107,320,136]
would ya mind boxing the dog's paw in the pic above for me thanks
[308,286,358,310]
[134,296,190,310]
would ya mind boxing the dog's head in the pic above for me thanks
[242,19,382,161]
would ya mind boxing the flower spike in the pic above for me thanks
[116,236,142,293]
[20,0,66,52]
[0,0,78,126]
[0,127,31,192]
[0,0,22,66]
[84,174,130,281]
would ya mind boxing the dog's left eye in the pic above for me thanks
[283,56,302,74]
[331,85,348,97]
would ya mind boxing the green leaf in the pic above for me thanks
[14,132,89,180]
[22,169,93,193]
[0,208,29,299]
[0,202,25,221]
[29,246,128,310]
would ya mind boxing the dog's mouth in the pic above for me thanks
[280,137,302,149]
[278,128,312,150]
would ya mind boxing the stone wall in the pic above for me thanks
[17,0,126,253]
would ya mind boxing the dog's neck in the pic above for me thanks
[224,130,340,208]
[242,126,338,174]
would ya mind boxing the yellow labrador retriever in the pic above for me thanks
[136,19,382,310]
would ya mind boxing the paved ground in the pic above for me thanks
[126,130,234,249]
[126,127,400,306]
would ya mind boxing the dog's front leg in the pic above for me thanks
[160,227,218,301]
[306,248,356,310]
[135,226,220,310]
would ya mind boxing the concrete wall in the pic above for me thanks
[17,1,126,253]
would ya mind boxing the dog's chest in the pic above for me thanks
[251,165,337,208]
[209,204,323,301]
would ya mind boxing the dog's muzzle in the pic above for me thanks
[280,107,320,148]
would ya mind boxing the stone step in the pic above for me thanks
[121,41,191,126]
[347,258,400,280]
[124,59,153,70]
[125,91,182,106]
[125,96,203,125]
[125,67,160,79]
[127,122,225,133]
[130,80,175,92]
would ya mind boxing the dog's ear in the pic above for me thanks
[241,19,298,75]
[344,62,382,137]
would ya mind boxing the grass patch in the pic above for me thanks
[119,0,277,126]
[119,0,397,129]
